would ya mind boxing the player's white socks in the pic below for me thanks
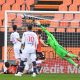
[36,60,43,64]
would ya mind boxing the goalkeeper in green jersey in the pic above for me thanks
[35,21,80,68]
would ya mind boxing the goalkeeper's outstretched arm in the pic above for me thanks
[35,21,59,45]
[35,21,51,36]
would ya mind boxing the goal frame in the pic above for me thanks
[4,10,80,63]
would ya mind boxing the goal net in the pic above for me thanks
[5,11,80,73]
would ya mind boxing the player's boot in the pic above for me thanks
[15,72,23,76]
[76,57,80,61]
[32,72,36,77]
[76,64,80,69]
[78,58,80,60]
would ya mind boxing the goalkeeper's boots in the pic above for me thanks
[76,57,80,61]
[76,64,80,69]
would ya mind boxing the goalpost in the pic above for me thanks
[4,11,80,73]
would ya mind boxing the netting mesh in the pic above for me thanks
[6,11,80,73]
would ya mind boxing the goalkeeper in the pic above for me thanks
[36,21,80,68]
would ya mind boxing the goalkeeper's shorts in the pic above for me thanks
[55,45,68,58]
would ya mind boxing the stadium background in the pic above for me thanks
[0,0,80,74]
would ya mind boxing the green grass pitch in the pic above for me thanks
[0,73,80,80]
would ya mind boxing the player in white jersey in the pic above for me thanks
[15,25,38,77]
[10,25,21,64]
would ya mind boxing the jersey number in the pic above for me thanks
[27,36,34,43]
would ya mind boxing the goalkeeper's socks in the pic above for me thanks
[69,53,77,58]
[64,57,78,67]
[69,53,80,61]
